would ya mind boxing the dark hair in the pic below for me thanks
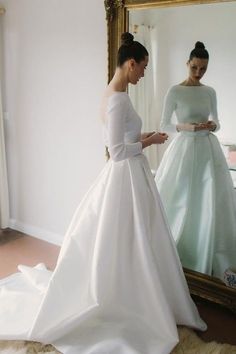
[117,32,148,67]
[189,41,209,61]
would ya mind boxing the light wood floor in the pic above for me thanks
[0,229,236,346]
[0,228,59,279]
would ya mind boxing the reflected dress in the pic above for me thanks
[155,85,236,278]
[0,92,206,354]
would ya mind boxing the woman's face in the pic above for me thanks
[128,56,149,85]
[187,57,208,83]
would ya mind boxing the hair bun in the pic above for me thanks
[121,32,134,46]
[195,41,205,50]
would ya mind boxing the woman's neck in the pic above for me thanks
[108,68,129,92]
[181,78,203,86]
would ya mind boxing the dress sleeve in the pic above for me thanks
[106,94,142,162]
[209,88,220,132]
[160,88,178,133]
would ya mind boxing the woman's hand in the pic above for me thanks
[141,131,156,140]
[197,121,217,131]
[141,132,168,149]
[151,132,168,144]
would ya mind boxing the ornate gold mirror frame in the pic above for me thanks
[105,0,236,311]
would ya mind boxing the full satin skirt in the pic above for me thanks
[155,131,236,278]
[0,154,206,354]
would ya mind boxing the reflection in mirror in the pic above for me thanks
[129,1,236,284]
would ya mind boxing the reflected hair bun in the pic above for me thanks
[121,32,134,46]
[117,32,148,66]
[195,41,206,50]
[189,41,209,60]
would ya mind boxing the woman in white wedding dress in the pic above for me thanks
[0,33,206,354]
[155,42,236,279]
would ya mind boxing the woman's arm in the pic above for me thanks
[160,88,178,133]
[209,88,220,132]
[107,95,142,162]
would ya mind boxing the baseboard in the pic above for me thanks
[9,219,63,246]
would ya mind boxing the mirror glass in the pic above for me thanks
[128,1,236,283]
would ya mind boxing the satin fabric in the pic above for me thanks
[0,154,206,354]
[155,130,236,278]
[0,92,206,353]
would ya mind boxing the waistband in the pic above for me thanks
[180,130,210,137]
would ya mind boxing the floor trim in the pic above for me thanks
[9,219,63,246]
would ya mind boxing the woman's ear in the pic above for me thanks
[128,59,136,72]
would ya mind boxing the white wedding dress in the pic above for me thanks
[155,85,236,278]
[0,92,206,354]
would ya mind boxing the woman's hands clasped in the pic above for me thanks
[150,132,168,144]
[141,131,168,149]
[197,121,217,131]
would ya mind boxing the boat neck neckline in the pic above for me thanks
[178,84,206,87]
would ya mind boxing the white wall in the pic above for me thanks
[1,0,107,244]
[130,2,236,160]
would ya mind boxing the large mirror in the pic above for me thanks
[106,0,236,311]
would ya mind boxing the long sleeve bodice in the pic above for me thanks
[160,85,220,133]
[103,92,142,162]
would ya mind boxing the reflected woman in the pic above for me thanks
[155,41,236,279]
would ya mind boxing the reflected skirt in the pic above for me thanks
[155,131,236,278]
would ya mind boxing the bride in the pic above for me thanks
[0,32,206,354]
[155,42,236,279]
